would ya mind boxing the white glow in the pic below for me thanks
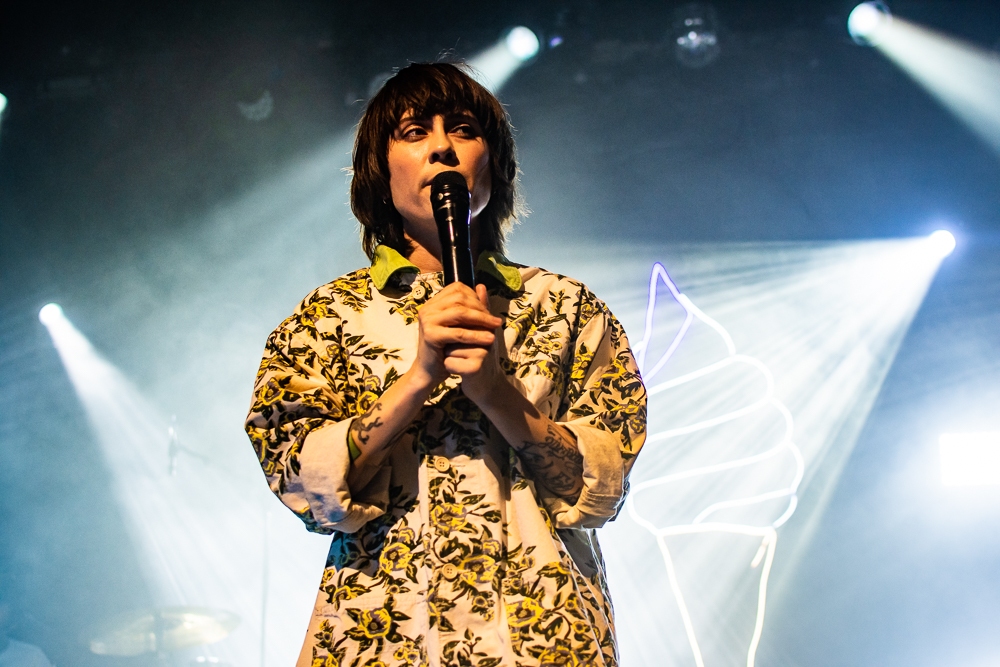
[0,92,7,115]
[940,432,1000,486]
[848,2,892,44]
[628,263,802,667]
[505,26,540,61]
[517,236,952,667]
[38,303,64,325]
[469,29,539,92]
[928,229,956,258]
[863,13,1000,153]
[41,310,329,665]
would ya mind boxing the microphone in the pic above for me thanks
[430,171,475,287]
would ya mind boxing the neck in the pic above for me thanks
[403,219,481,274]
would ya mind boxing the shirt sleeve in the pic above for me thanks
[546,289,647,530]
[244,294,388,534]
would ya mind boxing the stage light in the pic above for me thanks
[41,304,330,665]
[927,229,956,258]
[848,2,892,45]
[505,26,540,62]
[940,432,1000,486]
[38,303,64,325]
[510,235,953,667]
[469,27,542,91]
[850,7,1000,153]
[672,3,720,68]
[0,92,7,115]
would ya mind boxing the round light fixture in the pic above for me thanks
[505,27,540,62]
[927,229,956,258]
[39,303,64,325]
[848,2,892,45]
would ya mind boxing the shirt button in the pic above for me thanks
[441,563,459,580]
[433,456,450,473]
[412,284,426,300]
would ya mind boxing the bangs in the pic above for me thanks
[375,64,499,140]
[351,62,522,261]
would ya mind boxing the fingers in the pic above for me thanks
[425,327,495,349]
[418,283,502,335]
[430,283,500,321]
[443,345,491,376]
[443,357,486,376]
[428,308,501,330]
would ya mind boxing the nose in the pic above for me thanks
[428,124,458,166]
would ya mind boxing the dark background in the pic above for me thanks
[1,1,999,665]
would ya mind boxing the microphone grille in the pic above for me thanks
[430,170,469,194]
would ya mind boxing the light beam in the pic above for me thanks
[468,26,540,91]
[511,235,954,666]
[38,305,325,665]
[850,6,1000,154]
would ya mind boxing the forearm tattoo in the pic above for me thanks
[517,423,584,501]
[350,401,385,450]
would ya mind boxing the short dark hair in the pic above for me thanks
[350,62,523,260]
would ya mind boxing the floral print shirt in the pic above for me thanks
[245,248,646,667]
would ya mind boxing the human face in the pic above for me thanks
[387,111,492,248]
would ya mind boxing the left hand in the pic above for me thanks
[445,283,505,406]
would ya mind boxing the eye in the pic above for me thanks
[398,123,428,140]
[450,123,479,138]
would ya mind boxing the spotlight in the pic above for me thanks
[504,26,540,62]
[927,229,956,258]
[848,2,892,45]
[672,3,721,68]
[39,303,64,325]
[0,92,7,115]
[470,27,541,91]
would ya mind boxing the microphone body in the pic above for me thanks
[430,171,475,288]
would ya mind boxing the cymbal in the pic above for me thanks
[89,607,240,657]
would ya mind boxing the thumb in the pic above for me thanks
[476,283,489,309]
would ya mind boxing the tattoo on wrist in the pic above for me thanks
[518,423,584,497]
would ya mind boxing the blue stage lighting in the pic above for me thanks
[848,2,892,45]
[38,303,64,325]
[927,229,956,258]
[505,26,540,61]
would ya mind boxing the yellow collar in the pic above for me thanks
[370,245,522,292]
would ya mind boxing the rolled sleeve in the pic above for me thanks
[246,291,389,535]
[542,291,647,530]
[546,421,626,529]
[288,419,390,534]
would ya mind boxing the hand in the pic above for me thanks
[443,284,506,405]
[412,282,503,391]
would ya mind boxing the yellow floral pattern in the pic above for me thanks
[246,257,646,667]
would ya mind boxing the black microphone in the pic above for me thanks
[430,171,475,288]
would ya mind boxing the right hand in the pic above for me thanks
[412,282,503,389]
